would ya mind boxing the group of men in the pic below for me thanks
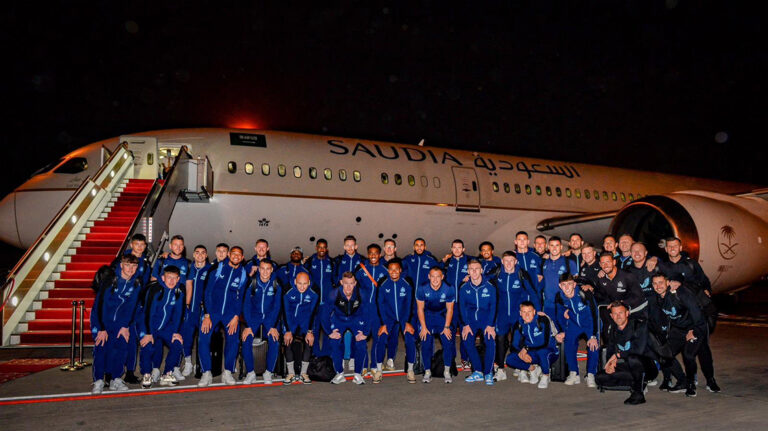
[89,230,720,405]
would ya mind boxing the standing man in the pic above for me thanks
[416,266,456,383]
[246,239,277,277]
[442,239,470,368]
[541,237,578,318]
[197,246,249,387]
[277,247,309,288]
[617,234,635,269]
[382,238,398,266]
[305,238,336,356]
[326,272,369,385]
[151,235,189,285]
[459,260,497,385]
[355,243,387,375]
[602,235,620,260]
[403,238,440,288]
[554,274,600,388]
[180,245,212,379]
[478,241,501,276]
[565,233,584,270]
[595,252,647,316]
[533,235,548,259]
[241,260,282,385]
[627,242,657,299]
[374,259,417,383]
[514,231,543,284]
[578,243,602,290]
[334,235,365,283]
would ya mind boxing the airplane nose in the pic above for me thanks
[0,192,20,247]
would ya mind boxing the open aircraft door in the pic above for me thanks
[451,166,480,212]
[121,135,159,179]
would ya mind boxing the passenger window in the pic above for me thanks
[575,188,581,198]
[309,167,317,179]
[408,175,415,186]
[353,170,361,182]
[584,190,591,199]
[244,162,254,175]
[324,168,332,180]
[227,161,237,174]
[293,166,302,178]
[147,153,154,166]
[535,185,542,195]
[545,186,552,196]
[629,193,634,201]
[492,182,499,192]
[525,184,532,195]
[603,191,609,201]
[594,190,600,200]
[381,173,389,184]
[394,174,403,185]
[261,163,270,176]
[515,184,522,194]
[620,192,626,202]
[565,188,571,198]
[503,183,510,193]
[433,177,441,188]
[339,169,347,181]
[420,176,428,187]
[277,164,286,177]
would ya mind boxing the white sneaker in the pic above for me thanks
[646,377,659,387]
[92,379,105,394]
[529,366,541,384]
[150,368,161,383]
[263,370,273,385]
[564,371,581,385]
[353,373,365,385]
[331,372,346,384]
[444,372,453,384]
[221,370,236,385]
[159,372,178,386]
[494,368,507,381]
[198,371,212,387]
[243,371,257,385]
[538,374,550,389]
[109,377,129,391]
[384,358,395,371]
[141,373,153,389]
[172,367,185,381]
[519,371,530,383]
[586,373,597,388]
[512,369,520,377]
[348,358,355,371]
[181,356,193,377]
[423,370,432,383]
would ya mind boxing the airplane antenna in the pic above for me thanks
[418,139,425,147]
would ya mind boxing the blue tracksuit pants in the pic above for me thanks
[564,326,598,375]
[462,326,495,375]
[241,322,279,374]
[376,321,416,365]
[329,321,367,374]
[420,318,454,370]
[140,333,182,375]
[505,346,558,375]
[198,315,239,373]
[93,328,128,381]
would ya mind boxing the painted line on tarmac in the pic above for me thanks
[0,369,409,406]
[716,320,768,328]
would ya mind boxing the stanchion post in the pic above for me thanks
[60,301,78,371]
[75,300,90,368]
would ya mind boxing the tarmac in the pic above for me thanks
[1,315,767,431]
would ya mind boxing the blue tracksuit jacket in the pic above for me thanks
[403,251,440,287]
[243,274,282,330]
[305,254,335,305]
[377,278,414,326]
[282,285,319,334]
[90,274,142,335]
[458,279,497,329]
[137,281,185,339]
[152,255,190,285]
[202,261,248,321]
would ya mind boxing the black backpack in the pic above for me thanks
[430,349,459,377]
[307,356,336,382]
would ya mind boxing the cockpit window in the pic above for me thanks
[54,157,88,174]
[31,157,64,176]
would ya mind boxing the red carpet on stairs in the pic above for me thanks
[18,179,155,345]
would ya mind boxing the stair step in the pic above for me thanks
[35,308,89,319]
[75,246,121,255]
[65,262,109,271]
[59,270,98,279]
[19,331,93,344]
[69,254,114,263]
[87,226,131,234]
[79,240,124,248]
[28,319,91,331]
[49,284,95,294]
[84,233,126,241]
[42,298,95,308]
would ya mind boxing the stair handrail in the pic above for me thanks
[1,142,134,345]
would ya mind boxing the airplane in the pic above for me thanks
[1,128,766,295]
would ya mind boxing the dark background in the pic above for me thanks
[1,1,765,268]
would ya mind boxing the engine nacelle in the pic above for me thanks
[610,191,768,294]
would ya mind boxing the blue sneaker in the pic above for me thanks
[465,371,483,383]
[484,373,494,386]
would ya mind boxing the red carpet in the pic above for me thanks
[0,358,70,384]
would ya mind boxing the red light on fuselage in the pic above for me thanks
[228,119,259,129]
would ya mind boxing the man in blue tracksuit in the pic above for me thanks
[403,238,440,289]
[151,234,190,285]
[180,245,212,379]
[506,301,558,389]
[478,241,501,276]
[282,272,319,384]
[334,235,365,283]
[355,243,387,373]
[514,231,543,283]
[492,251,538,381]
[90,254,142,393]
[245,238,277,277]
[441,239,470,367]
[325,272,369,385]
[109,234,150,385]
[416,266,456,383]
[305,238,335,356]
[137,265,185,388]
[541,236,579,318]
[374,259,417,383]
[277,247,309,288]
[241,259,282,385]
[197,246,249,387]
[554,274,600,387]
[459,259,497,385]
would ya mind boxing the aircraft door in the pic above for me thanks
[451,166,480,212]
[121,135,159,179]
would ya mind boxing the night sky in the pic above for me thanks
[3,1,766,201]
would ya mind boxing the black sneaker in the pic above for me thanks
[624,391,646,405]
[685,384,697,397]
[659,380,672,391]
[123,372,140,385]
[668,382,687,393]
[706,379,721,393]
